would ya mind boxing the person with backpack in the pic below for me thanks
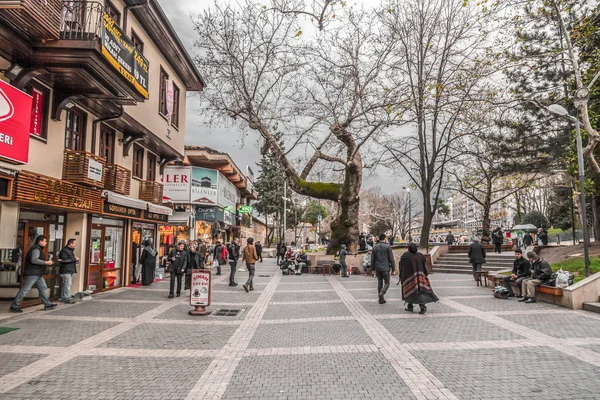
[213,240,226,275]
[492,227,503,253]
[227,238,240,286]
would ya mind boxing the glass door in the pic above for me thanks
[102,226,123,289]
[88,225,103,292]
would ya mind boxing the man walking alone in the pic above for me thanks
[371,233,395,304]
[168,241,188,298]
[242,237,258,293]
[228,238,240,286]
[468,238,486,281]
[58,239,79,304]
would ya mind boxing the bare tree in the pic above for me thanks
[195,1,397,253]
[359,188,419,240]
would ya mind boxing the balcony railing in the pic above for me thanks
[104,164,131,196]
[62,150,105,188]
[0,0,62,41]
[59,1,103,40]
[139,181,163,205]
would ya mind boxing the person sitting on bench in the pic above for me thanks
[519,251,553,304]
[503,249,531,298]
[363,249,372,276]
[295,249,307,274]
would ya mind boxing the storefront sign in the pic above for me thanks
[103,201,141,219]
[101,12,149,99]
[190,269,211,306]
[14,171,102,212]
[224,211,236,226]
[144,210,168,223]
[195,206,224,222]
[87,158,103,182]
[191,167,218,205]
[218,172,240,210]
[0,80,32,164]
[29,87,43,137]
[162,166,191,203]
[238,205,253,214]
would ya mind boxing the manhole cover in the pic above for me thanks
[258,275,271,277]
[213,308,243,317]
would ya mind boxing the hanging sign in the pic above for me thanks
[29,87,44,137]
[190,269,211,306]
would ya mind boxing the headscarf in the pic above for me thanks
[142,239,157,257]
[408,243,418,253]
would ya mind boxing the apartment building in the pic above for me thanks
[0,0,204,303]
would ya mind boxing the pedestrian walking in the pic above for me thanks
[139,239,157,286]
[523,232,534,250]
[492,227,503,253]
[242,237,258,292]
[371,233,395,304]
[213,240,226,275]
[9,235,57,313]
[58,238,78,303]
[468,237,486,281]
[339,244,351,277]
[255,241,263,262]
[445,231,455,246]
[228,238,240,286]
[276,241,287,265]
[399,243,438,314]
[168,241,188,298]
[537,228,549,246]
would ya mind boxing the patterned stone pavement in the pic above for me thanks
[1,258,600,399]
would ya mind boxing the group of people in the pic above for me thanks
[502,249,553,303]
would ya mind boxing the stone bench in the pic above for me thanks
[488,273,564,297]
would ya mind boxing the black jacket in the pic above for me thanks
[371,242,395,272]
[24,244,47,276]
[168,249,188,275]
[255,243,263,254]
[531,259,552,280]
[492,229,503,245]
[512,257,531,278]
[228,243,240,261]
[446,234,455,244]
[214,244,226,264]
[58,246,77,274]
[523,233,533,246]
[188,251,202,273]
[468,242,486,264]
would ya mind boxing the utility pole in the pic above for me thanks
[283,181,287,244]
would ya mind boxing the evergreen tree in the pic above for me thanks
[253,152,286,245]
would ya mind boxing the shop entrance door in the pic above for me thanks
[88,223,123,292]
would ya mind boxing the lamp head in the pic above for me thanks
[547,104,570,117]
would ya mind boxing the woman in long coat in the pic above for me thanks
[399,243,438,314]
[139,239,157,286]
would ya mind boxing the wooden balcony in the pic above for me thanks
[104,164,131,196]
[0,0,62,41]
[62,150,105,188]
[139,181,163,205]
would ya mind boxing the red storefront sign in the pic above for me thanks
[29,87,43,137]
[0,80,32,164]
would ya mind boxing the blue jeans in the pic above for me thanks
[60,273,73,300]
[11,275,52,309]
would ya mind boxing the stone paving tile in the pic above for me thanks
[360,300,459,315]
[0,318,120,347]
[432,286,491,297]
[263,302,351,320]
[270,290,340,303]
[212,282,267,291]
[2,356,213,400]
[275,283,332,291]
[415,346,600,400]
[222,352,416,400]
[210,291,262,304]
[380,316,523,343]
[500,313,600,339]
[428,273,474,281]
[100,289,172,301]
[451,296,555,312]
[0,353,46,379]
[581,344,600,354]
[50,300,159,318]
[347,287,403,300]
[249,320,373,349]
[279,274,331,282]
[152,302,252,321]
[98,321,238,350]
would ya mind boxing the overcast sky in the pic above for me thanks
[157,0,406,195]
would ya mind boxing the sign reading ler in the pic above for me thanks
[190,269,211,306]
[0,80,32,164]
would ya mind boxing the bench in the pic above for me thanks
[488,274,564,297]
[308,260,331,276]
[475,271,489,287]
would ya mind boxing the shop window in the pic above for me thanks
[99,125,115,164]
[132,145,144,179]
[171,83,180,129]
[65,108,86,151]
[0,177,13,200]
[159,67,169,117]
[104,0,120,24]
[147,153,157,181]
[131,29,144,53]
[24,83,50,140]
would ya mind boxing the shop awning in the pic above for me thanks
[169,211,191,224]
[148,203,173,216]
[102,190,148,210]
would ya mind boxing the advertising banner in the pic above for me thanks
[29,87,43,137]
[190,269,211,307]
[0,80,32,164]
[218,172,240,210]
[161,166,191,203]
[191,167,218,205]
[195,206,224,222]
[101,12,149,99]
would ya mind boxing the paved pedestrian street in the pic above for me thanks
[1,259,600,400]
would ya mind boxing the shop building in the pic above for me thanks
[0,0,204,303]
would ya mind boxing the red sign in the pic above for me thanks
[0,80,32,164]
[29,87,43,137]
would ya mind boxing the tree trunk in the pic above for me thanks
[480,184,493,244]
[592,187,600,243]
[418,194,432,250]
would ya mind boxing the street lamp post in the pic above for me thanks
[283,181,287,244]
[403,186,411,243]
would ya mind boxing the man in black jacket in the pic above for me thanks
[468,238,486,281]
[9,235,56,313]
[519,251,553,303]
[255,241,263,262]
[492,227,503,253]
[168,241,188,298]
[228,238,240,286]
[58,239,79,304]
[503,249,531,298]
[371,233,395,304]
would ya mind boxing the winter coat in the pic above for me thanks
[523,233,533,246]
[242,244,259,264]
[446,234,455,244]
[24,244,47,276]
[531,259,552,280]
[399,244,438,304]
[58,246,77,274]
[168,249,188,275]
[512,256,531,278]
[228,243,240,261]
[370,242,395,272]
[492,229,503,245]
[468,242,486,264]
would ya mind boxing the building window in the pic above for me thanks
[65,108,86,151]
[159,67,169,117]
[104,0,120,24]
[171,83,180,129]
[99,125,115,164]
[132,145,144,179]
[24,82,50,141]
[146,153,157,181]
[131,30,144,53]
